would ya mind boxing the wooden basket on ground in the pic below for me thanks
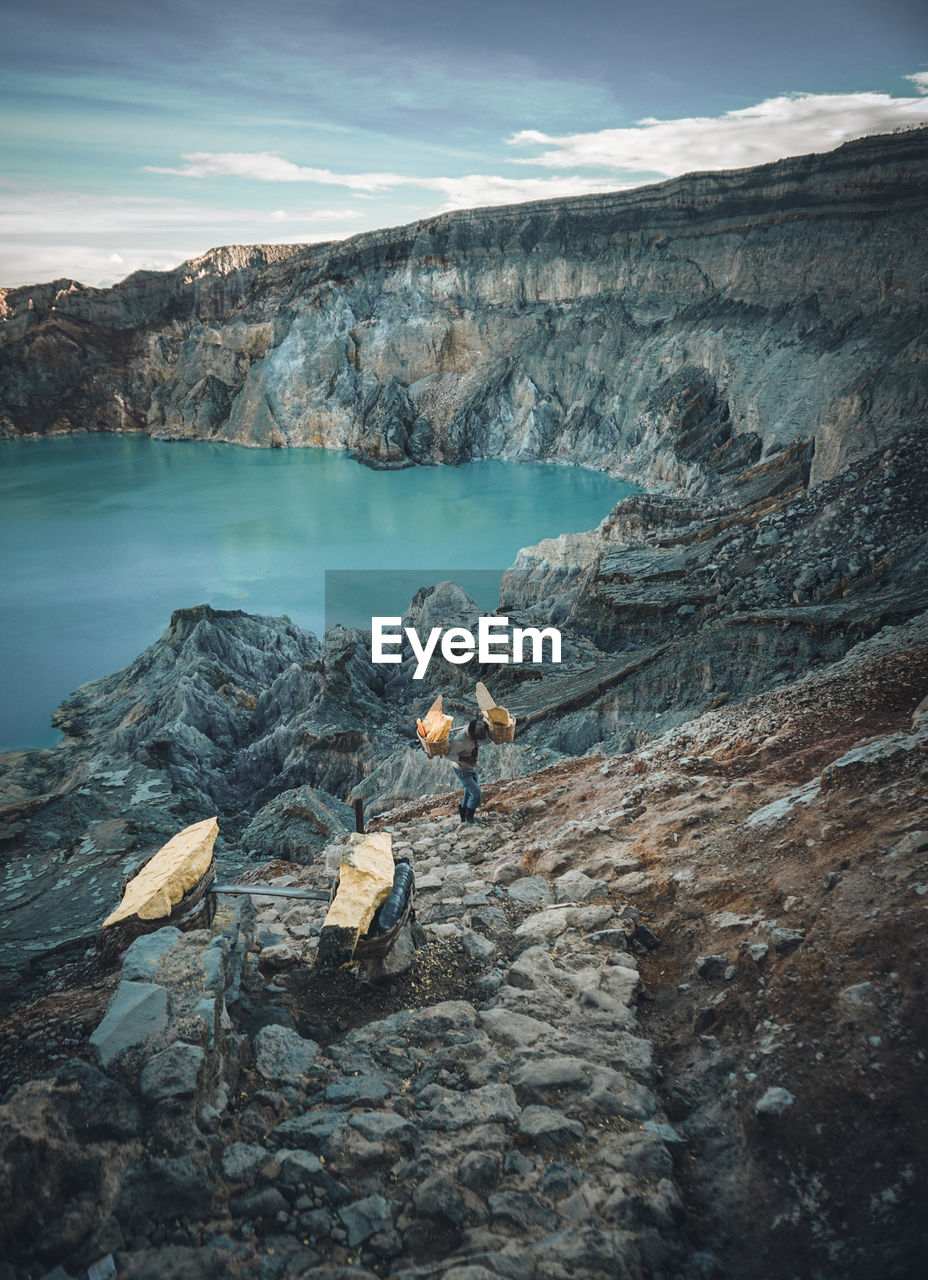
[322,861,416,966]
[96,856,217,961]
[355,876,416,961]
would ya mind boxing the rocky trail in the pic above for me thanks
[0,806,688,1280]
[2,607,926,1280]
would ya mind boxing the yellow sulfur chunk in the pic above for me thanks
[102,816,219,928]
[418,694,453,743]
[318,832,395,966]
[475,681,496,714]
[486,706,512,725]
[323,832,394,935]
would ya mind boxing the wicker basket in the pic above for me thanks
[358,878,416,960]
[97,856,217,960]
[418,731,450,757]
[324,866,416,962]
[486,714,516,744]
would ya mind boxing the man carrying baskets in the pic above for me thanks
[447,718,489,824]
[416,685,515,825]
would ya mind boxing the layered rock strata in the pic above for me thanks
[1,130,926,494]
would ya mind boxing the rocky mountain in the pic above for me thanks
[2,129,927,493]
[1,130,927,1279]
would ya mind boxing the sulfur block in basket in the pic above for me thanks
[102,817,219,928]
[317,832,395,967]
[417,693,453,754]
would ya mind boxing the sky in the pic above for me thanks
[1,0,927,288]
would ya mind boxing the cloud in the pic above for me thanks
[0,242,186,289]
[0,187,261,236]
[0,187,367,287]
[0,186,369,241]
[147,80,928,214]
[415,173,630,210]
[145,153,630,208]
[508,87,928,177]
[267,208,365,223]
[145,152,406,191]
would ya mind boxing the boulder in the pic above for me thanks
[139,1042,205,1102]
[253,1024,320,1084]
[89,983,169,1069]
[755,1087,796,1116]
[517,1105,584,1151]
[338,1194,395,1246]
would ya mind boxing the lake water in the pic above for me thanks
[0,436,638,750]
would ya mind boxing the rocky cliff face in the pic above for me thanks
[1,131,927,1280]
[2,130,927,492]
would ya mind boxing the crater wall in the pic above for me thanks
[2,130,926,492]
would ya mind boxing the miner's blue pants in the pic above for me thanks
[453,767,482,812]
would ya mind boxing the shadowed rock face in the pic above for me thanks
[2,130,927,492]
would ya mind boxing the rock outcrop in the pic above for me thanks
[2,130,927,494]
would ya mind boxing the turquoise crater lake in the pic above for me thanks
[0,436,639,751]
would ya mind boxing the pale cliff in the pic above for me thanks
[1,129,926,491]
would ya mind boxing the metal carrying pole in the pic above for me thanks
[211,885,331,901]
